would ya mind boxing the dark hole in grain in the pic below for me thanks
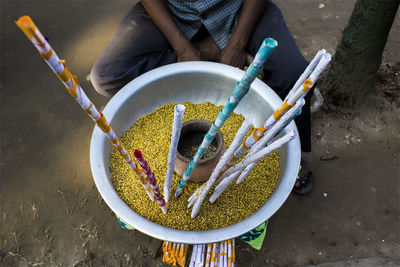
[177,129,218,160]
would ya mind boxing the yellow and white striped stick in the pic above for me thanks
[227,240,233,267]
[224,241,228,267]
[232,239,235,267]
[222,78,313,171]
[15,16,155,202]
[188,79,312,207]
[205,243,212,267]
[210,243,218,267]
[189,52,331,206]
[187,117,253,210]
[219,242,224,267]
[162,241,168,263]
[223,51,331,172]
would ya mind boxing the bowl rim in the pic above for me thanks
[90,61,301,244]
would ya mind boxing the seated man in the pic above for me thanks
[90,0,314,194]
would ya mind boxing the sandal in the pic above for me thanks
[292,160,314,195]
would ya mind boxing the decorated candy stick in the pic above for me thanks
[15,16,155,201]
[187,117,253,208]
[209,170,241,203]
[227,240,233,267]
[195,244,202,267]
[171,243,176,263]
[285,49,326,100]
[172,243,178,266]
[222,128,297,181]
[162,241,168,262]
[205,244,212,267]
[190,80,308,207]
[174,38,278,197]
[210,130,296,203]
[234,98,305,185]
[285,53,330,108]
[177,244,182,265]
[134,150,167,214]
[181,244,189,267]
[219,242,224,267]
[221,78,312,172]
[164,104,185,202]
[177,244,182,266]
[224,241,228,267]
[191,99,303,217]
[235,162,256,185]
[232,239,235,267]
[250,100,304,155]
[241,131,296,168]
[189,245,198,267]
[222,51,331,173]
[209,131,295,203]
[225,97,304,184]
[200,244,206,267]
[202,244,207,267]
[162,242,188,267]
[216,243,221,267]
[210,243,217,267]
[167,242,173,263]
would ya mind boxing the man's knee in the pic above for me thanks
[90,61,116,98]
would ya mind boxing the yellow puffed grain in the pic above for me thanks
[110,102,280,231]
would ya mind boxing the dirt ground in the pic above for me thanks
[1,1,399,266]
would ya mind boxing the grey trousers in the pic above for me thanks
[90,1,313,152]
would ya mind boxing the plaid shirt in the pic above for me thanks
[166,0,243,49]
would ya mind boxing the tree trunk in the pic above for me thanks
[322,0,399,107]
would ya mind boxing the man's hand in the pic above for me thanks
[198,36,221,62]
[142,0,201,62]
[220,0,267,68]
[175,45,202,62]
[219,43,247,69]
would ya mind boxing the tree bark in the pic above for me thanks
[322,0,399,107]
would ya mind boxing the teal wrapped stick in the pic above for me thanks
[174,38,278,198]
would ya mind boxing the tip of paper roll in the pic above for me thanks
[133,149,142,158]
[175,104,186,112]
[248,117,257,128]
[264,38,278,47]
[191,209,198,218]
[209,194,217,204]
[187,199,195,208]
[323,52,332,62]
[16,16,32,26]
[146,191,155,201]
[161,206,167,214]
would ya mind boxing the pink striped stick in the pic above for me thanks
[134,150,167,214]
